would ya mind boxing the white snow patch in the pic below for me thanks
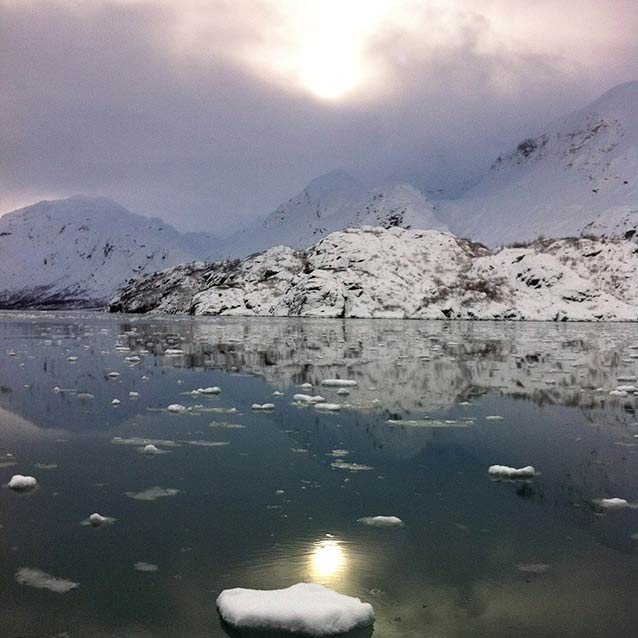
[596,497,630,509]
[252,403,275,411]
[8,474,38,491]
[321,379,358,387]
[293,393,326,404]
[314,403,341,412]
[488,465,537,479]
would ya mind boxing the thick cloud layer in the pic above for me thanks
[2,0,637,232]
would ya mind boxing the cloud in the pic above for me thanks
[1,1,637,231]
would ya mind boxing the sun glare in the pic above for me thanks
[309,540,347,580]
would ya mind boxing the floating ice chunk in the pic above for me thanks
[616,385,637,393]
[358,516,403,527]
[167,403,188,413]
[142,444,160,455]
[77,392,94,401]
[272,390,284,397]
[300,383,313,390]
[330,449,349,458]
[321,379,358,387]
[125,355,141,362]
[53,386,61,393]
[134,562,159,572]
[275,489,285,495]
[165,348,184,355]
[610,390,629,397]
[111,437,180,447]
[314,403,341,412]
[386,418,470,428]
[516,563,549,574]
[331,460,373,471]
[184,440,230,447]
[488,465,536,479]
[16,567,78,593]
[252,403,275,411]
[125,487,180,501]
[597,497,630,509]
[106,371,121,378]
[485,415,504,421]
[111,399,121,406]
[216,583,374,636]
[336,388,350,396]
[617,375,637,382]
[129,391,140,399]
[66,356,78,362]
[8,474,38,491]
[293,394,326,404]
[192,386,222,395]
[85,512,115,527]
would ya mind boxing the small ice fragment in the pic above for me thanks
[321,379,357,387]
[66,356,78,362]
[165,348,184,355]
[142,444,160,456]
[16,567,78,593]
[314,403,341,412]
[197,386,221,395]
[618,375,637,382]
[216,583,374,635]
[358,516,403,527]
[106,371,121,378]
[125,355,141,362]
[111,399,121,406]
[485,415,504,421]
[275,489,285,495]
[167,403,188,413]
[336,388,350,396]
[610,390,629,397]
[293,394,326,404]
[8,474,38,491]
[272,391,284,397]
[300,383,313,390]
[597,497,630,509]
[89,513,109,527]
[252,403,275,411]
[129,391,140,399]
[488,465,536,479]
[134,562,159,572]
[616,385,637,393]
[53,386,61,393]
[125,487,179,501]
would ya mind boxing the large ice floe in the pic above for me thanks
[488,465,537,479]
[7,474,38,491]
[216,583,374,636]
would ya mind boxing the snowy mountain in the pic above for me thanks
[0,196,221,308]
[440,81,638,245]
[222,170,448,257]
[109,226,638,321]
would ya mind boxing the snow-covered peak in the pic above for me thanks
[440,80,638,245]
[0,196,221,308]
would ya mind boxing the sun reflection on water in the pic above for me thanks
[308,539,348,582]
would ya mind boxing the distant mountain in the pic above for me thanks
[222,170,448,257]
[110,226,638,321]
[0,196,221,308]
[440,81,638,245]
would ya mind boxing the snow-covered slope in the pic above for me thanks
[0,196,221,308]
[223,170,448,257]
[440,81,638,245]
[110,226,638,321]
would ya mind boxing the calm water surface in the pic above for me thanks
[1,312,637,637]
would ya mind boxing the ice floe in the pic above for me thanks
[8,474,38,491]
[321,379,358,387]
[216,583,374,636]
[167,403,188,413]
[331,460,373,471]
[81,512,115,527]
[596,497,631,509]
[142,444,160,455]
[111,399,121,406]
[164,348,184,355]
[125,487,180,501]
[252,403,275,411]
[488,465,537,479]
[16,567,79,593]
[134,562,159,572]
[293,393,326,404]
[314,402,341,412]
[358,515,404,527]
[194,386,222,395]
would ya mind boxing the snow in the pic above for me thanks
[87,512,114,527]
[195,386,221,395]
[166,403,188,413]
[252,403,275,411]
[111,398,121,406]
[314,403,342,412]
[16,567,79,593]
[0,195,220,308]
[488,465,537,479]
[216,583,374,635]
[142,444,160,456]
[358,515,404,527]
[111,226,638,321]
[8,474,38,491]
[293,393,326,404]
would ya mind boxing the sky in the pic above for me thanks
[2,0,638,233]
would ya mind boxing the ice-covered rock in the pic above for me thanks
[216,582,374,635]
[8,474,38,491]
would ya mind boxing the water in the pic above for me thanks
[1,312,637,637]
